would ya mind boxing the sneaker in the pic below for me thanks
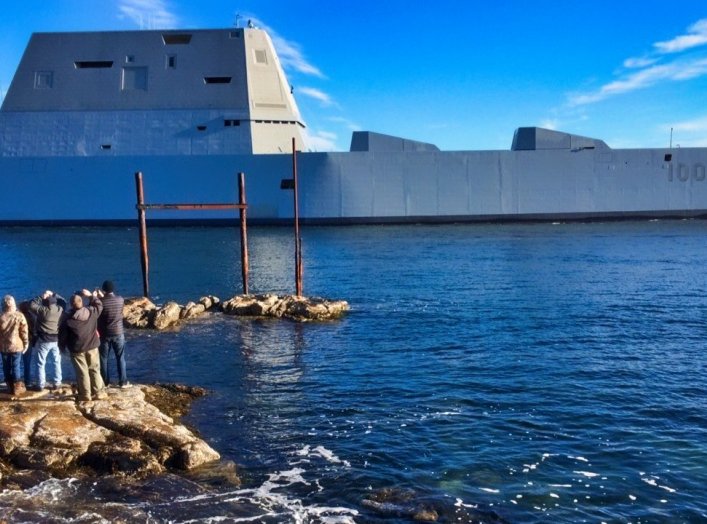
[119,382,132,389]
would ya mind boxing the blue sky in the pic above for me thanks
[1,0,706,151]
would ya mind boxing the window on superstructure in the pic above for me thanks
[122,66,148,91]
[166,55,177,69]
[74,61,114,69]
[162,34,192,45]
[204,76,232,84]
[126,55,135,63]
[224,119,240,127]
[34,71,53,89]
[254,49,268,64]
[229,30,241,38]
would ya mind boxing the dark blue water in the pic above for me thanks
[0,221,705,523]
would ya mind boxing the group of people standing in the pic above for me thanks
[0,280,129,402]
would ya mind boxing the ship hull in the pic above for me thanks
[1,146,706,225]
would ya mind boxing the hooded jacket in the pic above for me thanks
[0,310,29,354]
[59,298,103,354]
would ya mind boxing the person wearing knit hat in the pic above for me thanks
[97,280,129,388]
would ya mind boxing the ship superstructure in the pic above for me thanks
[1,27,706,224]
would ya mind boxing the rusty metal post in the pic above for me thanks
[238,172,249,295]
[134,171,150,298]
[292,137,303,296]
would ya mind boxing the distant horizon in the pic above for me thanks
[1,0,706,152]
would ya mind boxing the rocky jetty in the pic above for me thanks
[221,294,349,322]
[123,294,348,330]
[0,384,221,485]
[123,295,220,330]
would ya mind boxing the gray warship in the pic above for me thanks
[1,27,706,224]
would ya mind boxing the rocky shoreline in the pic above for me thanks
[124,293,349,330]
[0,383,222,489]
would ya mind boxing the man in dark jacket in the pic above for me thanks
[29,290,65,391]
[97,280,129,388]
[59,290,107,402]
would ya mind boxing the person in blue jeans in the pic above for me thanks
[0,295,30,395]
[97,280,129,388]
[29,290,65,390]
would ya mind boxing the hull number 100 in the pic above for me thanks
[669,163,706,182]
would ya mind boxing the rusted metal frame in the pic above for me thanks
[135,171,150,298]
[137,203,246,210]
[238,172,249,295]
[292,137,303,297]
[134,170,249,299]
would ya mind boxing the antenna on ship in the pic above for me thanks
[235,14,242,28]
[670,127,673,149]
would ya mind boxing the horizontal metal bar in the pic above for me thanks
[136,203,247,211]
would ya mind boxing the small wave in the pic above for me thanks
[294,445,351,468]
[574,471,599,478]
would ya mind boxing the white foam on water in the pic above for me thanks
[569,455,589,462]
[548,484,572,488]
[574,471,599,478]
[549,493,560,499]
[629,494,637,501]
[642,478,658,487]
[454,498,478,509]
[479,487,500,494]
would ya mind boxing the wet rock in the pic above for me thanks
[221,294,349,322]
[80,434,163,477]
[199,295,220,310]
[152,301,182,330]
[180,301,206,320]
[0,384,222,484]
[362,488,510,523]
[144,383,207,420]
[123,297,157,329]
[80,387,220,468]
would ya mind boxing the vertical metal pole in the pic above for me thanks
[292,137,303,296]
[238,172,249,295]
[135,171,150,298]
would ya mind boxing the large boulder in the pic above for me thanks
[0,385,222,481]
[123,297,157,329]
[152,301,182,330]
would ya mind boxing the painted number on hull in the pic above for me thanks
[668,163,707,182]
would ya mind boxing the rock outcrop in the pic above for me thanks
[123,293,348,329]
[0,384,220,481]
[221,294,349,322]
[123,296,220,330]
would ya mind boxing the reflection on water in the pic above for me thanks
[0,221,706,522]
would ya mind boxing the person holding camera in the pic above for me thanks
[59,289,107,403]
[29,290,65,391]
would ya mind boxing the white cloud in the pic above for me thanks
[667,115,707,133]
[117,0,178,29]
[304,129,339,151]
[569,58,707,106]
[328,116,362,132]
[564,18,707,108]
[539,119,559,130]
[623,56,658,69]
[297,87,334,106]
[654,18,707,54]
[246,17,325,78]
